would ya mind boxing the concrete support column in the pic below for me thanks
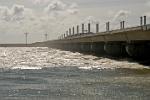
[82,24,84,34]
[64,34,66,38]
[80,43,91,53]
[96,23,99,33]
[91,42,105,54]
[62,43,70,51]
[72,27,75,35]
[71,43,81,52]
[122,21,125,29]
[140,16,143,26]
[104,42,127,57]
[106,22,110,31]
[144,16,147,25]
[120,21,125,29]
[126,41,150,59]
[67,43,72,51]
[61,43,66,50]
[66,31,68,37]
[88,23,91,33]
[120,22,122,29]
[60,43,65,50]
[69,28,71,36]
[77,25,79,34]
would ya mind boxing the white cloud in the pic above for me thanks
[44,0,79,18]
[12,5,24,15]
[82,16,99,24]
[110,10,130,29]
[45,0,66,11]
[11,5,25,21]
[67,3,78,15]
[112,10,130,22]
[0,6,10,21]
[0,1,80,42]
[33,0,51,5]
[0,4,30,22]
[69,3,78,9]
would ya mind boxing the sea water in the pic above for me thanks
[0,47,149,100]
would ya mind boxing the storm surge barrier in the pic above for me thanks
[1,16,150,59]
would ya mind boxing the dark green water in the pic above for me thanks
[0,67,150,100]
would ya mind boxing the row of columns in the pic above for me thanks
[54,41,150,59]
[140,16,147,26]
[59,20,126,39]
[58,16,148,39]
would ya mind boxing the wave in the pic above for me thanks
[0,47,149,70]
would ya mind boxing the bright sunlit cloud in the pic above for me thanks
[0,0,149,43]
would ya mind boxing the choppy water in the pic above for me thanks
[0,47,150,100]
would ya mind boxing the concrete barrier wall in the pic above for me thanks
[0,25,150,59]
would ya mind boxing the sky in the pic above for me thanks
[0,0,150,43]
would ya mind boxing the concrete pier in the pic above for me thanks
[44,23,150,58]
[91,42,105,54]
[1,16,150,59]
[126,41,150,59]
[80,43,91,53]
[104,42,126,57]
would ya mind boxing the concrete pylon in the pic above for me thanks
[64,34,65,38]
[82,24,84,33]
[66,31,68,36]
[77,25,79,34]
[140,16,143,26]
[69,28,71,36]
[122,21,125,29]
[126,42,150,59]
[144,16,147,25]
[72,27,75,35]
[106,22,110,31]
[120,21,125,29]
[80,43,91,53]
[104,42,127,57]
[106,22,107,31]
[91,42,105,54]
[88,23,91,33]
[96,23,99,33]
[120,22,122,29]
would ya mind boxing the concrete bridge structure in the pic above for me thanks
[1,16,150,59]
[43,25,150,58]
[41,16,150,59]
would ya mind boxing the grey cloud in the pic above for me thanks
[0,6,10,21]
[12,5,24,15]
[110,10,130,29]
[44,0,79,17]
[45,0,66,11]
[67,9,78,15]
[33,0,51,5]
[112,10,130,22]
[0,4,26,21]
[11,5,25,21]
[82,16,99,24]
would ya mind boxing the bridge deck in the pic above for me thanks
[55,25,150,43]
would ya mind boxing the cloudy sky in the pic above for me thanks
[0,0,150,43]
